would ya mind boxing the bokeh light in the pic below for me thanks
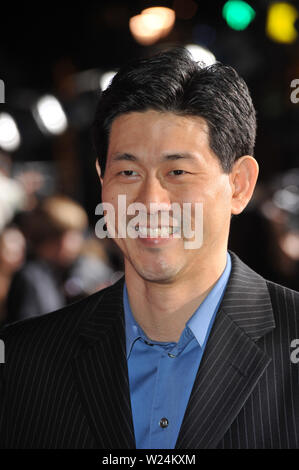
[100,71,117,91]
[34,95,68,135]
[186,44,216,66]
[129,7,175,46]
[0,113,21,151]
[222,1,256,31]
[266,2,298,44]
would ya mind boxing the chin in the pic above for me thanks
[133,261,182,284]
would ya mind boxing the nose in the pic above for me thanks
[135,175,172,214]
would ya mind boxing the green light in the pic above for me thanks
[222,1,256,31]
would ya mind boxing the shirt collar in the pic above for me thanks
[123,252,232,358]
[123,283,141,359]
[187,252,231,347]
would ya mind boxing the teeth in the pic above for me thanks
[135,226,180,237]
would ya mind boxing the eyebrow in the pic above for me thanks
[110,152,198,163]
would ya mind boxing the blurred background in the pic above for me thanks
[1,0,299,325]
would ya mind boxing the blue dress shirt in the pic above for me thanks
[123,252,232,449]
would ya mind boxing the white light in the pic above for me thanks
[100,71,117,91]
[185,44,216,66]
[34,95,68,135]
[0,113,21,151]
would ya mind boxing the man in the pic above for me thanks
[0,48,298,449]
[5,195,114,324]
[6,196,89,323]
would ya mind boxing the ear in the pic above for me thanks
[95,159,103,186]
[230,156,259,215]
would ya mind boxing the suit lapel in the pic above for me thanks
[175,251,275,449]
[72,277,136,449]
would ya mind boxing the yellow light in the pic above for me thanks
[266,2,298,44]
[129,7,175,46]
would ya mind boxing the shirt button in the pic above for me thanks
[159,417,169,428]
[168,353,176,358]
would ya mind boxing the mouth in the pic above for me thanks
[134,225,180,237]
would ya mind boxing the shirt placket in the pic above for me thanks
[148,343,180,449]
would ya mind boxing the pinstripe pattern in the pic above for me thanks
[0,251,298,448]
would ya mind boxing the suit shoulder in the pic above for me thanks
[266,279,299,321]
[266,278,299,301]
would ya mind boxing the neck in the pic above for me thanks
[125,249,228,342]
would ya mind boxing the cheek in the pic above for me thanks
[207,189,232,231]
[198,180,231,222]
[101,183,112,201]
[101,184,119,209]
[102,180,136,207]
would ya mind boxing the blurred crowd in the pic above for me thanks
[228,168,299,291]
[0,150,123,326]
[1,149,299,327]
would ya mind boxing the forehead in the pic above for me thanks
[107,110,211,161]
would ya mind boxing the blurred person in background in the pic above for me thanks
[229,169,299,292]
[0,152,26,233]
[0,226,26,324]
[0,152,27,324]
[5,195,113,323]
[260,168,299,290]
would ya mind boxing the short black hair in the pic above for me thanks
[92,47,256,175]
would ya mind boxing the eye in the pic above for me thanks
[169,169,188,176]
[119,170,139,176]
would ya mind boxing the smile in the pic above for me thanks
[135,225,180,237]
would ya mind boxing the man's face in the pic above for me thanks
[100,110,233,283]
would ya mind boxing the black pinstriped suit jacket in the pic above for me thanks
[0,251,298,449]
